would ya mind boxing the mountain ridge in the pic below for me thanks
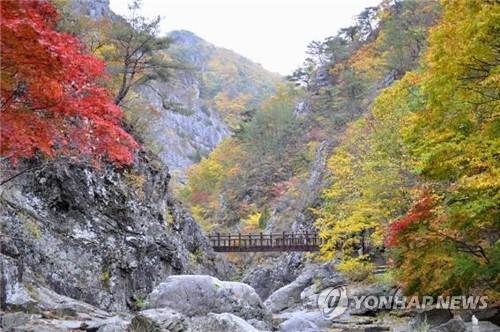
[59,0,281,180]
[139,29,281,180]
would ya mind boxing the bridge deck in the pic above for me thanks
[208,232,323,252]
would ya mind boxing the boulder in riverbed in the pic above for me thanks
[190,313,260,332]
[129,308,187,332]
[145,275,270,322]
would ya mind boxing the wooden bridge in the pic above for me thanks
[208,232,323,252]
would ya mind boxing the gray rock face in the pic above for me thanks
[139,74,231,176]
[410,308,453,329]
[278,316,321,332]
[0,256,133,331]
[242,253,304,300]
[190,313,260,332]
[0,154,230,312]
[264,269,315,313]
[129,308,187,332]
[1,313,43,331]
[65,3,279,181]
[6,319,83,332]
[137,30,280,180]
[430,317,466,332]
[263,263,343,314]
[68,0,114,19]
[1,255,114,318]
[146,275,269,322]
[2,312,131,332]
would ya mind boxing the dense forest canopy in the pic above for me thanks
[317,0,499,299]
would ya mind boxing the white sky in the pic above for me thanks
[109,0,381,75]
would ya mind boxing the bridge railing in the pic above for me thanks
[208,232,323,252]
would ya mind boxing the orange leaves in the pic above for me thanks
[270,177,300,202]
[0,0,138,166]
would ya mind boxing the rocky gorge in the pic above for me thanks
[1,0,499,331]
[138,29,280,182]
[1,152,497,331]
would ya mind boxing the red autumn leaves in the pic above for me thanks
[0,0,138,166]
[386,192,435,247]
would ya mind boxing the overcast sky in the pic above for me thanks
[109,0,381,75]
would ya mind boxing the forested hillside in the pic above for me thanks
[317,0,499,300]
[53,0,280,177]
[141,30,281,176]
[182,0,499,301]
[181,0,440,231]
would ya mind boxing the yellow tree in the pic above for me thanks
[393,0,500,298]
[315,73,420,279]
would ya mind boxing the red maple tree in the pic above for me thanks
[0,0,139,167]
[385,192,435,247]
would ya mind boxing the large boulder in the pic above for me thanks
[145,275,269,322]
[410,308,453,329]
[264,262,340,313]
[6,319,84,332]
[1,255,112,318]
[3,315,132,332]
[242,253,304,300]
[348,283,398,315]
[190,313,260,332]
[97,319,130,332]
[264,274,312,313]
[278,316,320,332]
[0,255,133,331]
[274,310,331,329]
[430,317,466,332]
[129,308,187,332]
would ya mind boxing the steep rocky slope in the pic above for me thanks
[64,0,281,180]
[0,154,231,313]
[142,30,281,179]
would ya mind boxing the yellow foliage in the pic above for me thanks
[349,42,384,81]
[214,91,252,129]
[182,139,243,231]
[316,78,418,261]
[337,256,374,282]
[241,212,262,233]
[318,0,499,298]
